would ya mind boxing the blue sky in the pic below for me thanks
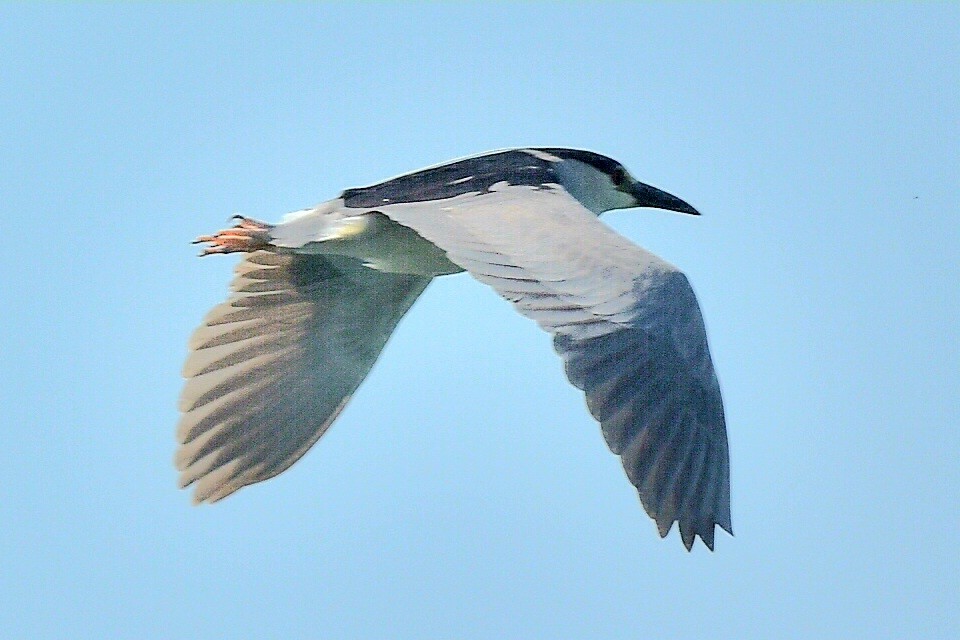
[2,4,957,638]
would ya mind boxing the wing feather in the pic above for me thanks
[376,186,731,549]
[176,250,430,503]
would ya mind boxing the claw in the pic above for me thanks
[193,216,274,256]
[228,215,269,229]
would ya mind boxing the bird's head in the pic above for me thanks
[535,148,700,216]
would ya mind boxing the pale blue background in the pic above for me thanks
[2,5,957,639]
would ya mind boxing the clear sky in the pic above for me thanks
[2,4,957,639]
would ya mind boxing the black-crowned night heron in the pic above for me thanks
[179,148,732,550]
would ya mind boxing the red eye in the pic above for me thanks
[611,167,626,186]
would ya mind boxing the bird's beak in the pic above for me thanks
[631,181,700,215]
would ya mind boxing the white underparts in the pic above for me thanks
[274,208,461,276]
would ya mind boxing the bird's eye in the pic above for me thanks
[611,167,626,187]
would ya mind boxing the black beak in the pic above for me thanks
[632,181,700,215]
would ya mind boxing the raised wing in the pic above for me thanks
[376,184,731,550]
[177,251,430,503]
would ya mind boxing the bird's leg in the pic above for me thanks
[193,215,274,256]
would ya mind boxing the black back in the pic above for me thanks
[341,148,620,208]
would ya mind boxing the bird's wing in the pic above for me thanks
[376,184,731,550]
[177,250,430,503]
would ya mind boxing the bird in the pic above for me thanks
[178,147,732,550]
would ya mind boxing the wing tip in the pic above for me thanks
[652,497,733,551]
[674,517,734,552]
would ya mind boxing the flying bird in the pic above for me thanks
[178,148,732,550]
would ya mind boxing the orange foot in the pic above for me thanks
[193,216,274,256]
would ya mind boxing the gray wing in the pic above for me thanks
[376,184,731,550]
[177,250,430,503]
